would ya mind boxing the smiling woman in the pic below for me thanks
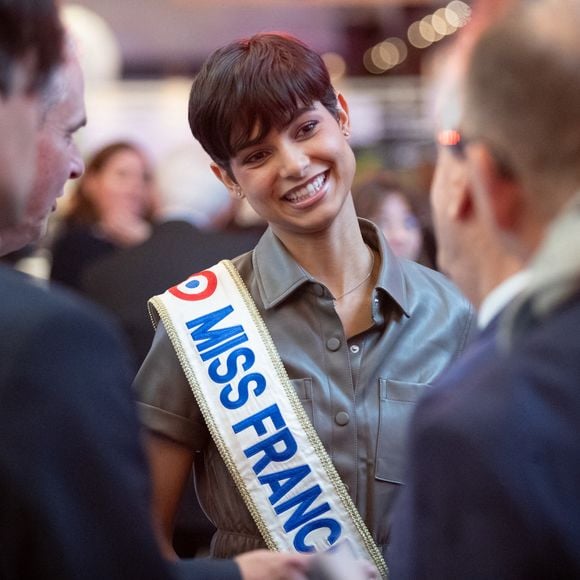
[134,31,474,572]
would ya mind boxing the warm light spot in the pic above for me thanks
[408,21,432,49]
[388,37,408,63]
[431,12,449,36]
[378,41,399,67]
[419,16,439,43]
[322,52,347,82]
[446,1,472,28]
[437,129,462,146]
[363,47,385,74]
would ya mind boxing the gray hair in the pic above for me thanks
[464,0,580,216]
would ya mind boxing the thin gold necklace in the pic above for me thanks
[333,246,375,301]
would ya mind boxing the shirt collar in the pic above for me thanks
[478,270,530,330]
[252,219,409,314]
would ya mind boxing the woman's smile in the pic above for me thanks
[283,171,329,206]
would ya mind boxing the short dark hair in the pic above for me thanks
[0,0,63,97]
[188,32,338,176]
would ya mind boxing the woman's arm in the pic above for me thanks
[144,432,195,559]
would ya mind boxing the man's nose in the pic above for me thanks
[70,145,84,180]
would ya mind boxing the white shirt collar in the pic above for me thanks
[478,270,530,330]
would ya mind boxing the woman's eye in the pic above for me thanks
[244,150,268,165]
[297,120,319,138]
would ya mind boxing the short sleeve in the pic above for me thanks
[133,321,209,449]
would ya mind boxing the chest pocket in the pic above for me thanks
[290,378,315,429]
[375,378,430,485]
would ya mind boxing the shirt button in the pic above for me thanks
[350,344,360,354]
[313,284,325,297]
[335,411,350,426]
[326,337,341,351]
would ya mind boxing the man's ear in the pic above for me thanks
[336,92,351,135]
[211,163,240,198]
[453,174,473,222]
[440,154,473,224]
[466,142,521,231]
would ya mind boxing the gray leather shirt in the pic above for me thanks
[134,220,474,559]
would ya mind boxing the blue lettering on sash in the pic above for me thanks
[244,427,298,474]
[258,464,311,504]
[234,404,342,550]
[294,519,342,552]
[220,372,266,410]
[185,305,342,552]
[208,347,255,383]
[275,484,330,532]
[186,305,248,361]
[233,403,285,435]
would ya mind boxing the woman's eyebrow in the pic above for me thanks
[282,105,317,129]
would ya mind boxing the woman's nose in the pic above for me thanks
[279,142,309,179]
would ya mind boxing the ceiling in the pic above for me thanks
[62,0,452,78]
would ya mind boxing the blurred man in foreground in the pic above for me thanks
[0,5,315,579]
[389,0,580,577]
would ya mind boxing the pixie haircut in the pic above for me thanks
[0,0,63,97]
[188,32,338,175]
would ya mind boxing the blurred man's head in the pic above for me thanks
[0,41,86,256]
[0,0,63,228]
[460,0,580,258]
[428,0,524,307]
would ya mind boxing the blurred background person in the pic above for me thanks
[352,171,436,268]
[50,140,156,290]
[81,141,263,370]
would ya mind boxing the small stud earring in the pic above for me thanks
[234,186,244,198]
[342,128,350,137]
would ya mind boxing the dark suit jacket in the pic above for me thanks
[0,265,239,580]
[388,294,580,579]
[81,220,263,368]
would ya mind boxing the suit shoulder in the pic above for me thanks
[0,267,121,340]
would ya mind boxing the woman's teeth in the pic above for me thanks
[286,173,326,202]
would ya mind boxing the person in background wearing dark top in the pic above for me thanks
[352,171,436,269]
[389,0,580,577]
[0,13,312,580]
[50,140,156,290]
[82,141,263,370]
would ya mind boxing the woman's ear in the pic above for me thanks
[336,93,351,136]
[210,163,242,199]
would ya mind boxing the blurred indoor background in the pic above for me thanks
[60,0,471,186]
